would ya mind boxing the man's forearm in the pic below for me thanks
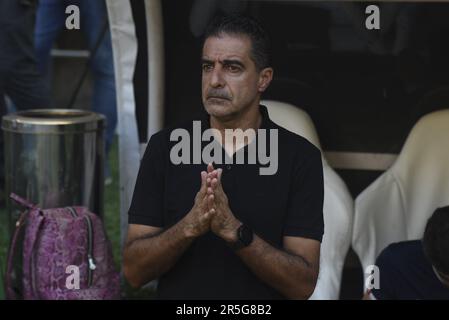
[123,219,194,288]
[236,235,318,299]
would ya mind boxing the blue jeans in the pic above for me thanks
[0,0,50,187]
[35,0,117,155]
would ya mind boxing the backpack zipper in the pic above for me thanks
[67,207,96,288]
[66,207,78,218]
[84,215,96,287]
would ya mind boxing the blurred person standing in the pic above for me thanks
[0,0,50,204]
[34,0,117,183]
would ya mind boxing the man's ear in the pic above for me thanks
[258,67,273,93]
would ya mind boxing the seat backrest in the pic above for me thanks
[353,109,449,278]
[262,100,354,299]
[262,100,321,149]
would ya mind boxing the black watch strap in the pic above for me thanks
[229,224,254,251]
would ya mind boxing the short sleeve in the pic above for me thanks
[283,145,324,242]
[370,246,397,300]
[128,132,166,227]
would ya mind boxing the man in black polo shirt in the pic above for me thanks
[123,14,324,299]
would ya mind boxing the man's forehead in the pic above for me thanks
[202,34,251,61]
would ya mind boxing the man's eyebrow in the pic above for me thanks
[201,58,245,68]
[222,59,244,68]
[201,58,214,64]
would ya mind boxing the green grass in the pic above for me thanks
[104,137,122,269]
[0,136,156,299]
[105,137,156,299]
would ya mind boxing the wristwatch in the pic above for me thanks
[229,224,254,251]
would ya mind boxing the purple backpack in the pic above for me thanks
[5,194,121,300]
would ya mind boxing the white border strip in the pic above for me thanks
[145,0,165,144]
[106,0,140,247]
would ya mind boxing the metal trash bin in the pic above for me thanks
[2,109,105,233]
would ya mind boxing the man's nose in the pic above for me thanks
[210,66,225,88]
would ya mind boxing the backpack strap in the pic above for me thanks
[22,212,45,299]
[5,194,39,299]
[9,193,36,210]
[5,209,28,299]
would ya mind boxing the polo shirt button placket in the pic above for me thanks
[226,165,231,170]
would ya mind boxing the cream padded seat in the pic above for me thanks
[352,109,449,287]
[262,100,354,300]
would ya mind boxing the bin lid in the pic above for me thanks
[1,109,105,134]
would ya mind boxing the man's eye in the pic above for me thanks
[227,65,241,73]
[202,64,212,72]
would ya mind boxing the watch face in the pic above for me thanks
[239,225,253,246]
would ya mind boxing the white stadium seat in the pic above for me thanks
[352,109,449,288]
[263,100,354,300]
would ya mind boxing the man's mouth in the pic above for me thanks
[208,96,230,101]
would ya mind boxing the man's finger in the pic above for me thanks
[211,176,224,193]
[207,163,214,174]
[199,192,209,210]
[207,193,215,211]
[211,178,219,189]
[207,167,219,179]
[203,208,216,221]
[199,171,207,196]
[207,186,214,195]
[211,177,227,207]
